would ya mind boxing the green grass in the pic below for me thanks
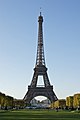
[0,109,80,120]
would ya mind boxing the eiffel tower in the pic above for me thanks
[23,12,58,104]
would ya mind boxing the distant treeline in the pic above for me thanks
[0,92,25,109]
[0,92,13,109]
[1,91,80,110]
[50,93,80,110]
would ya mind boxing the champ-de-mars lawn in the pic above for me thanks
[0,109,80,120]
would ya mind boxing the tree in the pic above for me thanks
[53,99,66,109]
[4,96,13,109]
[66,96,73,108]
[0,92,5,108]
[73,93,80,108]
[13,99,25,109]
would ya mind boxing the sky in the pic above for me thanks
[0,0,80,101]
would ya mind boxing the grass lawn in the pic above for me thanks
[0,109,80,120]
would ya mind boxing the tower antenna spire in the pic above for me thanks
[40,7,42,16]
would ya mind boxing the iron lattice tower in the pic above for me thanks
[23,13,58,103]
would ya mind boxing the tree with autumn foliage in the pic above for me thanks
[66,96,73,108]
[73,93,80,108]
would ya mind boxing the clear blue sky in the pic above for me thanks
[0,0,80,100]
